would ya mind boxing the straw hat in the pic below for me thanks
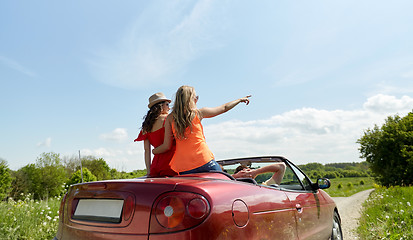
[148,92,171,108]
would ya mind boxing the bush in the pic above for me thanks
[357,111,413,186]
[0,159,12,201]
[324,171,338,179]
[67,168,97,186]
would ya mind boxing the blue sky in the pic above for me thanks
[1,0,413,172]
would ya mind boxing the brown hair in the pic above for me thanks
[141,102,164,134]
[172,86,198,139]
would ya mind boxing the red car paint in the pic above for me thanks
[54,156,341,240]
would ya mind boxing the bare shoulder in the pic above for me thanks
[165,113,173,122]
[151,114,169,132]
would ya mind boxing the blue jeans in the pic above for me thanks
[179,160,222,175]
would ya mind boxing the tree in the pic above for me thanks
[9,168,30,200]
[66,168,97,186]
[357,111,413,186]
[12,152,68,200]
[35,152,67,198]
[9,163,42,200]
[0,159,12,200]
[298,163,324,172]
[80,157,111,180]
[64,155,111,180]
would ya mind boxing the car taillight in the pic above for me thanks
[150,192,210,233]
[156,196,185,228]
[187,198,208,219]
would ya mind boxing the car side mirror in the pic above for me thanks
[315,178,331,189]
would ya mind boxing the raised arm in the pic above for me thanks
[249,163,286,179]
[232,162,286,184]
[198,95,251,119]
[152,114,174,154]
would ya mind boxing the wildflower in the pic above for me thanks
[385,215,389,219]
[43,222,47,226]
[407,202,411,207]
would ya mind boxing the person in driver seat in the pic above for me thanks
[232,162,286,185]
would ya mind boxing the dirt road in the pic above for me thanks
[332,189,374,240]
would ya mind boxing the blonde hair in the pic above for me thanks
[172,85,198,139]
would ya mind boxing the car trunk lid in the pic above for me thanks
[61,178,178,237]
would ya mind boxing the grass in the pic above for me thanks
[357,185,413,240]
[0,193,61,240]
[320,177,375,197]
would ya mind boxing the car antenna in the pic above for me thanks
[79,150,84,183]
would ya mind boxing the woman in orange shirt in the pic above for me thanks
[153,85,250,174]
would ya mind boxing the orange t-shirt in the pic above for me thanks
[170,115,214,173]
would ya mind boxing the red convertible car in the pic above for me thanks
[54,156,342,240]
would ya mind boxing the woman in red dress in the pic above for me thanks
[134,92,177,177]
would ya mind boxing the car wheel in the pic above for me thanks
[331,211,342,240]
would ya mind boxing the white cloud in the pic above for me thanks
[0,55,36,77]
[37,137,52,148]
[204,94,413,165]
[81,142,143,171]
[364,94,413,114]
[100,128,129,142]
[88,0,229,89]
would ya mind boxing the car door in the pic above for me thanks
[280,162,330,240]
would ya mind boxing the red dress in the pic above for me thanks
[134,125,177,177]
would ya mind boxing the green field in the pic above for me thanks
[319,177,375,197]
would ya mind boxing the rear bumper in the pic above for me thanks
[56,229,149,240]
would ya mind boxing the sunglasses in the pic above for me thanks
[158,101,169,107]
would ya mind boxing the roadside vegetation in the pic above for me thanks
[0,153,146,239]
[356,111,413,239]
[357,186,413,240]
[0,193,60,240]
